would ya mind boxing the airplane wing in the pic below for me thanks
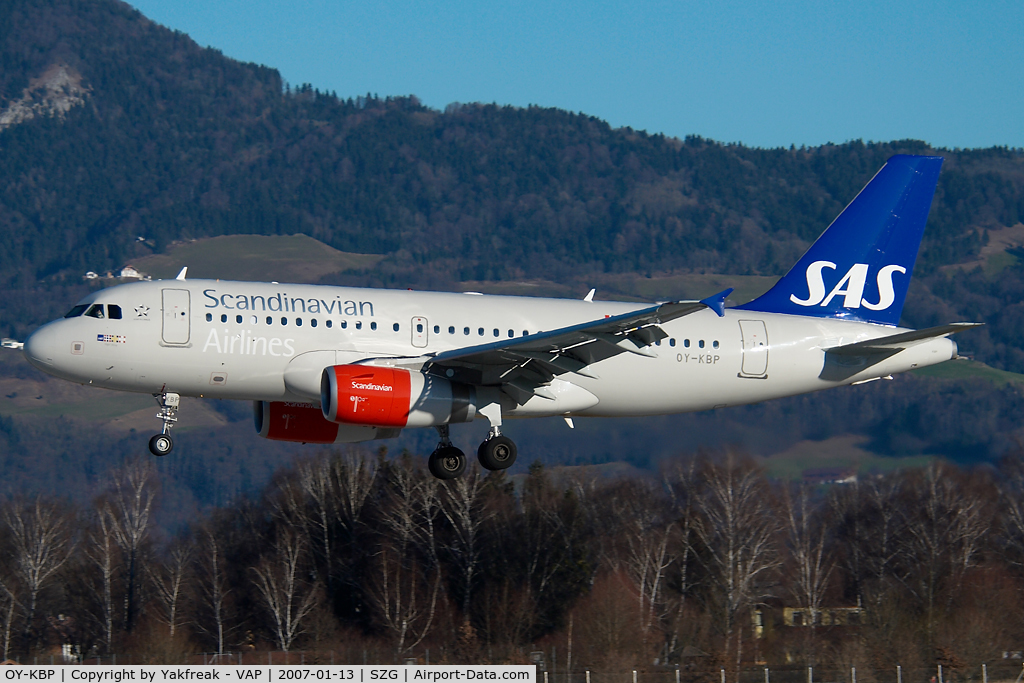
[419,289,732,404]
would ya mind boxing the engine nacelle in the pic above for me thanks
[321,365,476,428]
[254,401,399,444]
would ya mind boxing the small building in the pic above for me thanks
[783,606,864,627]
[120,265,141,279]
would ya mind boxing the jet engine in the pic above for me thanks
[254,400,399,444]
[321,365,476,428]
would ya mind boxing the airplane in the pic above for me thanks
[15,154,981,479]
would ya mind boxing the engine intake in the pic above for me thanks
[321,365,476,428]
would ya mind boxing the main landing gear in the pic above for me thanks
[148,391,179,457]
[427,409,519,480]
[429,425,466,480]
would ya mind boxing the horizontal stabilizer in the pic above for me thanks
[825,322,983,355]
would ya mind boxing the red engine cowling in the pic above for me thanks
[254,401,397,444]
[320,365,476,428]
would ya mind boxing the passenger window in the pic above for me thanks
[433,325,440,334]
[266,316,273,325]
[356,321,362,330]
[508,330,514,338]
[699,340,705,349]
[341,321,348,329]
[478,328,484,336]
[86,304,105,319]
[523,330,529,336]
[108,305,122,320]
[64,305,88,318]
[464,327,470,335]
[684,339,690,348]
[370,322,377,331]
[326,320,333,329]
[251,316,258,325]
[669,338,676,347]
[296,318,303,327]
[281,317,288,325]
[221,314,227,323]
[417,324,423,333]
[236,314,243,324]
[206,313,213,322]
[311,319,318,328]
[713,340,720,349]
[449,326,455,334]
[393,323,400,332]
[493,329,499,337]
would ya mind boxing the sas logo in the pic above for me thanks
[790,261,906,311]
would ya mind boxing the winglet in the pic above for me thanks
[700,288,733,317]
[175,267,187,281]
[583,288,596,302]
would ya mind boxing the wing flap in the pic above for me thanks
[424,294,728,399]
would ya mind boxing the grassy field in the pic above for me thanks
[130,234,384,283]
[911,358,1024,385]
[758,434,935,481]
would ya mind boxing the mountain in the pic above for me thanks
[1,0,1024,516]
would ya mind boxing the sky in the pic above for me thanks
[124,0,1023,150]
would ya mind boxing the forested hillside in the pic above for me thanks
[1,0,1024,515]
[2,0,1024,364]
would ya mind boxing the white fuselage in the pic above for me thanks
[22,279,957,422]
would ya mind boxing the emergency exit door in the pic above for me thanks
[411,316,428,348]
[162,289,191,345]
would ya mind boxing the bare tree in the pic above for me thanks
[251,529,319,652]
[368,457,443,656]
[2,496,74,653]
[84,512,116,653]
[440,464,492,617]
[614,480,676,650]
[148,543,192,638]
[900,463,989,639]
[102,460,156,633]
[194,528,230,655]
[690,454,780,681]
[784,484,833,664]
[665,459,699,658]
[0,579,18,660]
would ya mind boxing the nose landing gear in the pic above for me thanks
[149,391,179,456]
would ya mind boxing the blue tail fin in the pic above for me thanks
[736,154,943,326]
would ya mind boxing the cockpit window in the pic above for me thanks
[64,305,88,319]
[85,304,105,319]
[108,305,122,320]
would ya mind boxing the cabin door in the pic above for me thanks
[738,320,768,378]
[162,289,191,345]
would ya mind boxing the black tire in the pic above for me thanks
[149,433,173,456]
[477,435,517,470]
[429,445,466,480]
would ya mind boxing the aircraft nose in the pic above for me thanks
[23,324,59,371]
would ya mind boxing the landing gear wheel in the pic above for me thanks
[149,433,174,456]
[429,445,467,480]
[478,435,517,471]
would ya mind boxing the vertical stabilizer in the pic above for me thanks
[736,155,943,326]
